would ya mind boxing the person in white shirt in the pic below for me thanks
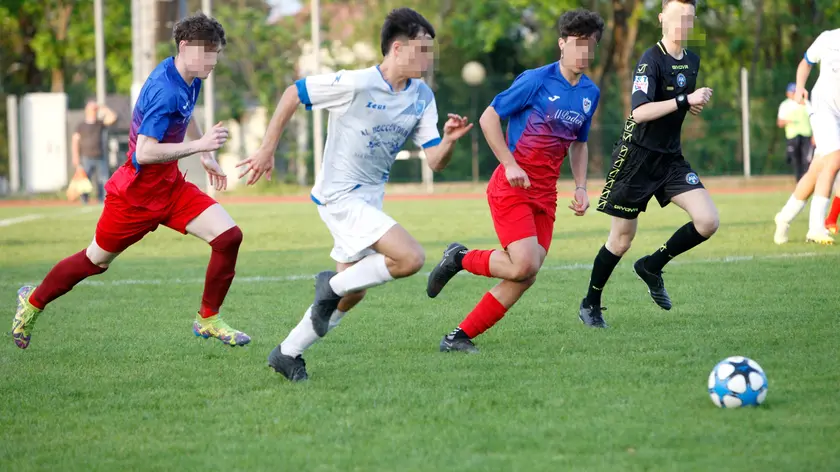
[239,7,472,381]
[774,29,840,245]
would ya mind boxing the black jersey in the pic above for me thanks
[623,41,701,155]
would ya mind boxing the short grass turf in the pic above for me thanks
[0,191,838,471]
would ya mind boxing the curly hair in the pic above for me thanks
[380,8,436,56]
[557,9,606,42]
[173,12,226,51]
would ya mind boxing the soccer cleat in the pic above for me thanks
[12,285,42,349]
[633,256,672,310]
[267,345,308,382]
[439,334,479,353]
[806,230,835,245]
[310,271,341,337]
[773,213,790,245]
[427,242,467,298]
[192,314,251,346]
[827,224,839,235]
[579,299,608,328]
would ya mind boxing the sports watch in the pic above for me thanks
[676,94,690,111]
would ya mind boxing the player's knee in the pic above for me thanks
[606,235,632,256]
[695,215,720,238]
[511,259,540,282]
[403,249,426,275]
[211,225,243,252]
[520,276,537,289]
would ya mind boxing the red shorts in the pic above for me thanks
[488,192,556,252]
[95,180,217,253]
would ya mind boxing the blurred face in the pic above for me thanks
[659,1,696,43]
[179,41,221,79]
[393,33,434,78]
[84,101,98,118]
[559,35,598,74]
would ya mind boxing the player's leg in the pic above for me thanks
[807,149,840,244]
[93,158,109,203]
[825,172,840,233]
[426,196,545,299]
[579,216,638,327]
[775,153,823,243]
[165,186,249,347]
[13,198,146,349]
[441,236,547,353]
[268,261,365,381]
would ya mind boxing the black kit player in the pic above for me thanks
[579,0,717,328]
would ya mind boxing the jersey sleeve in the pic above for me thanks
[777,101,790,120]
[577,91,600,143]
[411,97,441,149]
[631,50,659,110]
[295,70,356,113]
[137,87,176,142]
[805,32,827,65]
[489,70,540,120]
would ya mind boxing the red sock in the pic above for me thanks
[461,249,494,277]
[459,292,508,338]
[29,250,107,310]
[826,196,840,227]
[200,226,243,318]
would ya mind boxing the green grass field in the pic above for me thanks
[1,190,839,471]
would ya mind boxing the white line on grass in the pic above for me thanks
[8,251,823,288]
[0,207,98,228]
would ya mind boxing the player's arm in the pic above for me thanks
[796,32,825,103]
[479,106,517,168]
[253,85,301,157]
[567,93,598,216]
[631,54,710,123]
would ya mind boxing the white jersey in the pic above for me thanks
[296,66,441,205]
[805,29,840,113]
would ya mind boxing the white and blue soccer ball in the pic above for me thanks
[708,356,768,408]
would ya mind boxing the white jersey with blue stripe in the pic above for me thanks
[805,29,840,113]
[295,66,441,205]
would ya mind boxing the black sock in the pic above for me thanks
[585,245,622,307]
[645,222,709,273]
[454,248,468,268]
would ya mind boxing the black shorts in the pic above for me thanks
[597,142,705,220]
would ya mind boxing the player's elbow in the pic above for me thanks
[479,106,499,132]
[630,106,652,124]
[426,153,445,172]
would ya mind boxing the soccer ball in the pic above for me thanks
[708,356,768,408]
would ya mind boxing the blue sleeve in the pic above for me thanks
[137,88,175,141]
[490,70,539,120]
[577,92,599,143]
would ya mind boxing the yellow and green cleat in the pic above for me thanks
[12,285,42,350]
[192,314,250,347]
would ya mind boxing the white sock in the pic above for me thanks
[280,306,320,357]
[329,253,394,296]
[809,196,830,233]
[778,195,806,222]
[328,309,346,332]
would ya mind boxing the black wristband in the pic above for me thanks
[676,94,691,111]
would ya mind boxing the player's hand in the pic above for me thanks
[568,187,589,216]
[688,87,713,106]
[200,153,227,191]
[794,86,809,104]
[689,104,704,116]
[504,163,530,188]
[199,122,229,152]
[236,147,274,185]
[442,113,473,141]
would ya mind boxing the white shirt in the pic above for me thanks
[296,66,441,204]
[805,29,840,113]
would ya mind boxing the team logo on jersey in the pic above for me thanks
[677,73,687,87]
[686,172,700,185]
[415,100,426,117]
[582,97,592,114]
[637,63,648,73]
[633,75,649,94]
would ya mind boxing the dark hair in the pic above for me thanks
[380,8,435,56]
[173,12,226,52]
[662,0,697,8]
[557,9,606,42]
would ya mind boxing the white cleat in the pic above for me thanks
[805,230,835,245]
[773,213,790,245]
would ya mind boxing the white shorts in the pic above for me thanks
[316,188,397,263]
[810,108,840,155]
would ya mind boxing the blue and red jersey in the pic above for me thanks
[106,57,201,211]
[488,63,599,201]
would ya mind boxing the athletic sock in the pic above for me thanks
[461,249,494,277]
[584,245,622,307]
[645,222,708,273]
[458,292,507,339]
[328,253,393,297]
[200,226,242,318]
[777,195,806,223]
[29,250,107,310]
[809,196,830,233]
[826,196,840,227]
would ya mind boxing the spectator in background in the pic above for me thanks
[777,82,813,182]
[72,98,118,204]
